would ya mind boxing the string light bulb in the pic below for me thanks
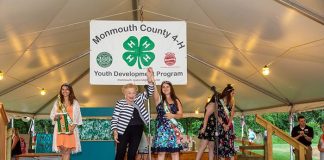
[40,88,47,95]
[262,65,270,76]
[195,109,199,114]
[0,70,4,80]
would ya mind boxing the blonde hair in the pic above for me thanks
[122,83,138,94]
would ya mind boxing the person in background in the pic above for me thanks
[248,128,257,143]
[151,69,183,160]
[195,94,217,160]
[291,115,314,160]
[318,122,324,160]
[50,83,83,160]
[111,68,154,160]
[215,84,236,160]
[19,136,26,154]
[11,128,22,159]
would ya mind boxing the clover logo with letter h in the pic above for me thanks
[122,36,155,69]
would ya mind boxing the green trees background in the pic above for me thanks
[233,109,324,144]
[13,109,323,144]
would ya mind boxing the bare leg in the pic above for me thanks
[59,146,68,160]
[171,152,179,160]
[207,141,215,160]
[65,148,71,160]
[158,152,166,160]
[195,139,208,160]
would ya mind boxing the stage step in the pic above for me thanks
[237,154,265,160]
[239,145,265,150]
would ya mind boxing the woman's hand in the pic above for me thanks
[68,125,76,134]
[199,127,206,134]
[223,124,229,131]
[113,130,119,143]
[164,113,174,119]
[54,115,60,121]
[218,117,223,124]
[146,67,154,83]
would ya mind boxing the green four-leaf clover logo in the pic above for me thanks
[122,36,155,69]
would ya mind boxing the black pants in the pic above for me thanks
[115,125,144,160]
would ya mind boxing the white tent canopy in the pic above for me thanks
[0,0,323,116]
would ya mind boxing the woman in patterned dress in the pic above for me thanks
[151,71,183,160]
[215,84,236,160]
[196,94,217,160]
[50,83,83,160]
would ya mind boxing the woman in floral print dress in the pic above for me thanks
[196,94,217,160]
[151,76,183,160]
[215,84,236,160]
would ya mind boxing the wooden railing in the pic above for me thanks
[235,138,265,160]
[255,114,307,160]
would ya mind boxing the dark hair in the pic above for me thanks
[59,83,77,105]
[220,84,235,104]
[207,93,218,104]
[161,81,181,109]
[297,115,305,120]
[204,93,218,110]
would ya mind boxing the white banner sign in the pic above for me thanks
[90,20,187,85]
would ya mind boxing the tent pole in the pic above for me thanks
[11,117,14,128]
[289,106,294,160]
[241,114,245,140]
[147,96,152,160]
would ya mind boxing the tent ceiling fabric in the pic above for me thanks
[0,0,323,115]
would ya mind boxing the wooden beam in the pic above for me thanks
[0,103,8,160]
[239,145,265,150]
[0,104,8,124]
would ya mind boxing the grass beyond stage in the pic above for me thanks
[252,143,320,160]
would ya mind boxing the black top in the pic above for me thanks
[128,108,144,126]
[291,125,314,146]
[11,137,22,156]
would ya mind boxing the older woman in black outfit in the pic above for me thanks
[111,68,154,160]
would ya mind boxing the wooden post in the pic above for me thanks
[0,103,9,160]
[264,133,268,160]
[298,145,305,160]
[266,124,273,160]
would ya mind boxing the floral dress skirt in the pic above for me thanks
[198,113,216,141]
[151,103,182,152]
